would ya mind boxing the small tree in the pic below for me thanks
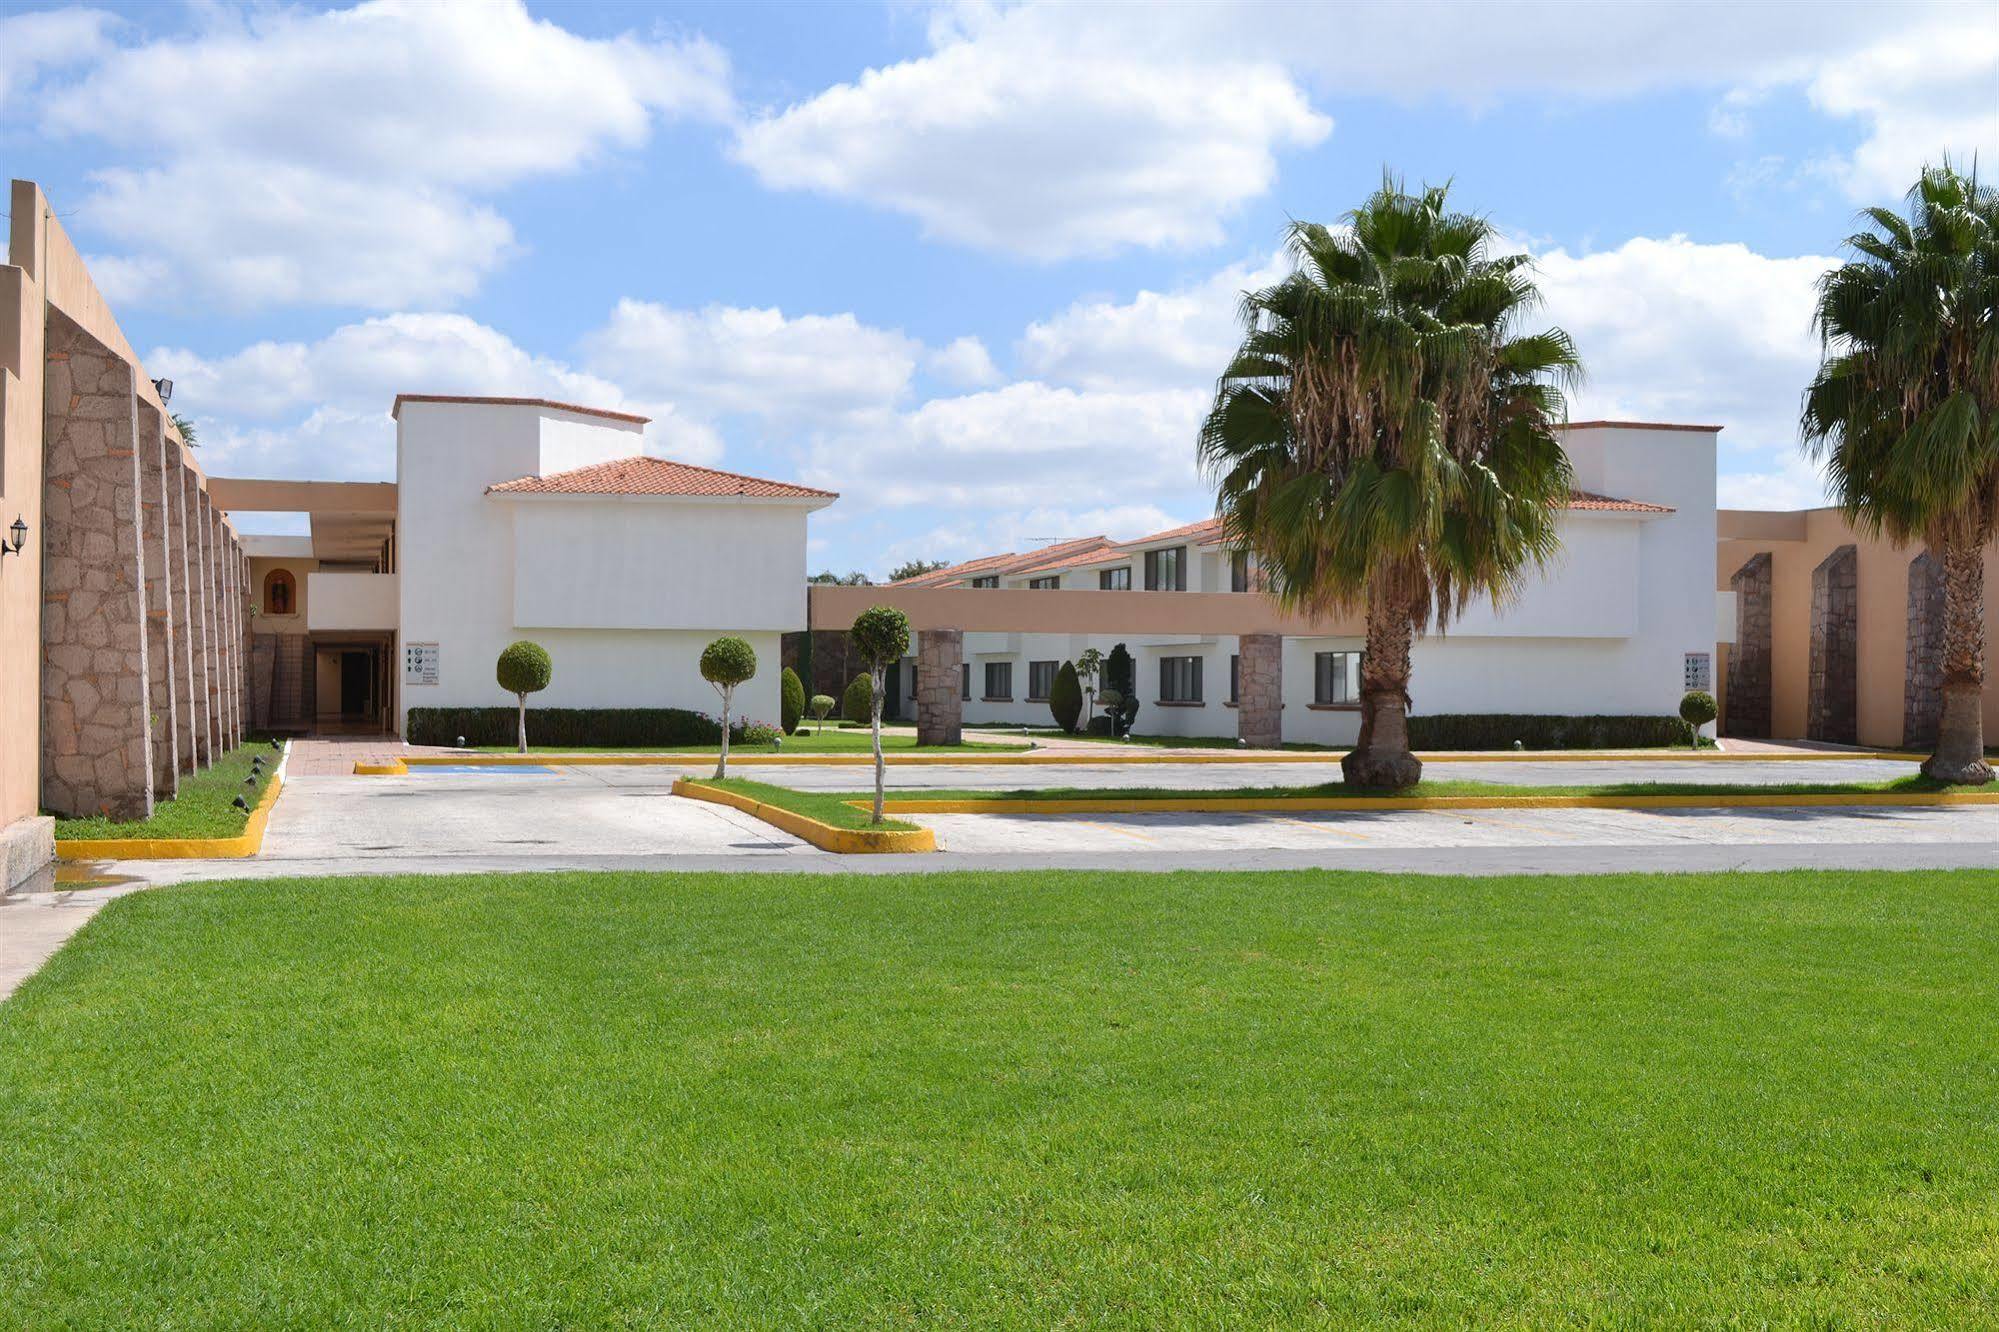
[1075,647,1104,727]
[780,666,806,735]
[1049,660,1084,733]
[495,641,552,753]
[700,636,758,779]
[1679,690,1717,750]
[850,605,912,825]
[809,693,836,735]
[842,673,873,723]
[1105,643,1136,736]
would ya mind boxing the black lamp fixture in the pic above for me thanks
[152,377,173,403]
[0,516,26,560]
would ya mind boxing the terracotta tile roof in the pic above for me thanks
[1118,515,1224,550]
[392,394,650,424]
[1565,489,1675,514]
[898,535,1117,586]
[890,550,1022,587]
[486,456,837,500]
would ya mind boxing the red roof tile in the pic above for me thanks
[1565,489,1675,514]
[486,456,837,500]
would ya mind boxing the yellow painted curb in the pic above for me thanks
[399,748,1917,768]
[673,778,935,854]
[868,789,1999,815]
[353,759,408,775]
[56,765,286,860]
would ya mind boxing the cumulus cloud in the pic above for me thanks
[1802,13,1998,200]
[928,335,1003,388]
[734,5,1328,260]
[35,0,732,309]
[0,7,115,106]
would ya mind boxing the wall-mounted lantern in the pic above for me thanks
[0,516,27,560]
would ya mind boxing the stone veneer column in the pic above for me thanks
[137,403,179,799]
[1724,552,1772,739]
[229,540,246,743]
[206,504,227,755]
[914,629,964,746]
[40,312,154,820]
[198,491,221,761]
[218,527,236,748]
[1808,544,1859,745]
[183,472,213,766]
[1234,632,1283,749]
[171,456,200,772]
[239,549,253,739]
[1904,551,1945,748]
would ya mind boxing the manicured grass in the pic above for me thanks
[1009,727,1340,751]
[857,773,1975,804]
[3,869,1998,1325]
[50,741,281,841]
[474,729,1027,755]
[684,775,921,831]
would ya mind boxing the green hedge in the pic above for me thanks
[1406,713,1694,751]
[408,707,757,748]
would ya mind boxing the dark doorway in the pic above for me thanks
[882,661,903,721]
[339,650,371,717]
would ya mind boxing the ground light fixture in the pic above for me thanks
[0,515,26,559]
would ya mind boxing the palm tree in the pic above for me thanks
[1802,162,1998,785]
[1199,178,1580,789]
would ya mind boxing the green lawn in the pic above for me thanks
[2,869,1995,1325]
[474,729,1027,755]
[50,741,281,841]
[684,775,921,831]
[1006,727,1341,751]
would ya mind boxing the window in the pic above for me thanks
[1314,651,1363,705]
[1160,655,1203,703]
[1230,551,1250,593]
[1028,575,1059,590]
[962,663,971,701]
[1143,546,1186,591]
[1229,653,1240,704]
[1028,660,1058,701]
[263,568,296,616]
[1099,566,1131,591]
[984,661,1013,700]
[970,575,999,589]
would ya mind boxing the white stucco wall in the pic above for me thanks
[307,572,398,632]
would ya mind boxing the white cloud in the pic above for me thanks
[0,7,115,106]
[1019,249,1287,390]
[149,312,721,481]
[581,301,919,420]
[928,335,1002,388]
[37,0,733,309]
[1803,14,1999,200]
[1717,453,1832,511]
[734,5,1328,260]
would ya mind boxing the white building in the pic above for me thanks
[881,422,1719,745]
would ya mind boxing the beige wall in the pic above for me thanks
[249,555,320,635]
[1717,508,1999,748]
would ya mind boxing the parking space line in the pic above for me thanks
[1260,814,1373,842]
[1077,819,1158,844]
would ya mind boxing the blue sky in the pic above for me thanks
[2,0,1994,576]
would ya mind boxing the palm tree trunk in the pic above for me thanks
[1922,534,1993,784]
[1340,584,1423,790]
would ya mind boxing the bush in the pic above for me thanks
[1405,714,1695,751]
[700,636,757,689]
[739,721,783,746]
[496,641,552,696]
[809,694,836,730]
[842,674,873,723]
[851,605,912,670]
[1085,715,1116,738]
[1049,660,1083,733]
[780,667,806,735]
[1680,690,1718,732]
[409,707,756,748]
[1105,643,1139,735]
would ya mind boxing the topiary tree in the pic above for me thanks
[1105,643,1136,737]
[809,693,836,735]
[1049,660,1083,733]
[842,673,873,724]
[495,640,552,753]
[1075,646,1104,727]
[780,666,806,735]
[700,636,758,779]
[1679,690,1718,750]
[849,605,912,825]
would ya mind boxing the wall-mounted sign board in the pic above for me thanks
[405,641,440,687]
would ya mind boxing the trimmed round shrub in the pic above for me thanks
[842,673,873,723]
[1049,660,1083,733]
[700,636,758,690]
[1679,690,1718,746]
[850,604,911,669]
[496,640,553,696]
[809,694,836,728]
[780,666,806,735]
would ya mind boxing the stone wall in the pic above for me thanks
[137,402,179,799]
[171,453,201,772]
[1235,632,1282,748]
[40,311,153,819]
[914,628,964,746]
[1808,544,1858,745]
[1724,552,1772,738]
[1903,551,1944,748]
[182,469,212,767]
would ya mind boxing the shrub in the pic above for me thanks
[1405,714,1695,751]
[848,606,912,825]
[1085,714,1115,738]
[1105,643,1138,735]
[700,637,759,778]
[842,674,873,723]
[738,721,783,746]
[809,693,836,733]
[1049,661,1083,733]
[780,667,806,735]
[410,708,734,748]
[1679,691,1718,750]
[495,640,553,752]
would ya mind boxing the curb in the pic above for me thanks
[353,759,408,775]
[396,748,1917,769]
[56,742,291,860]
[868,789,1999,815]
[673,778,935,853]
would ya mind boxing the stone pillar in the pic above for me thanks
[171,455,201,772]
[239,549,253,739]
[198,490,221,761]
[1808,544,1859,745]
[40,311,153,820]
[218,528,237,749]
[1235,632,1283,749]
[137,403,179,799]
[1724,552,1772,739]
[914,628,964,746]
[1904,551,1945,748]
[183,472,213,766]
[206,504,227,755]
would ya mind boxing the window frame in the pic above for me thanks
[1158,654,1204,704]
[970,575,999,589]
[1027,659,1058,702]
[1313,650,1363,707]
[1230,550,1250,593]
[983,660,1013,701]
[1027,575,1059,590]
[961,662,971,701]
[1143,545,1187,591]
[1099,566,1132,591]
